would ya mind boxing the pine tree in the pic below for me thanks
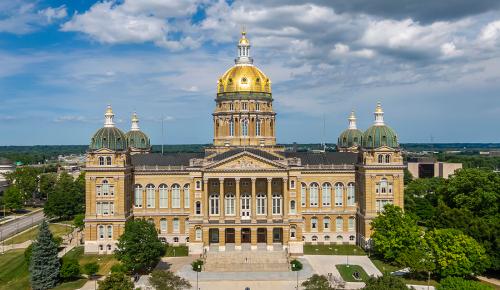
[29,220,60,290]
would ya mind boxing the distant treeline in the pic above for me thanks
[1,143,500,165]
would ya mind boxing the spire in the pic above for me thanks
[104,105,115,127]
[374,102,385,126]
[348,110,357,129]
[130,112,140,131]
[235,28,253,65]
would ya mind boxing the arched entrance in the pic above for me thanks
[257,228,267,243]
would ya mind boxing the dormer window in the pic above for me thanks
[99,157,105,166]
[242,102,248,111]
[106,157,112,165]
[241,77,248,84]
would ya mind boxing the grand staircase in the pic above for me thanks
[203,250,290,272]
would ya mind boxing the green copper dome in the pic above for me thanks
[90,127,127,151]
[126,130,150,150]
[362,125,399,149]
[338,128,363,148]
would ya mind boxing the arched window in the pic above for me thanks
[195,228,202,241]
[322,183,331,206]
[99,245,103,251]
[335,183,344,206]
[160,218,167,233]
[325,235,330,241]
[134,185,143,208]
[385,154,391,163]
[290,226,296,239]
[148,218,154,224]
[309,183,319,206]
[98,157,105,166]
[337,235,343,241]
[98,225,104,239]
[378,155,383,163]
[272,193,282,215]
[107,244,112,251]
[183,184,190,208]
[380,178,388,194]
[290,200,296,214]
[229,119,234,136]
[173,218,179,233]
[312,235,318,241]
[225,193,235,215]
[301,183,307,206]
[195,201,201,215]
[159,184,168,208]
[347,182,355,206]
[336,217,343,232]
[311,217,318,230]
[185,218,189,234]
[146,184,155,208]
[256,193,266,215]
[256,119,261,136]
[102,179,110,196]
[349,235,355,241]
[348,217,355,231]
[241,119,248,136]
[209,194,219,215]
[106,157,112,165]
[173,237,179,243]
[172,184,180,208]
[323,216,330,232]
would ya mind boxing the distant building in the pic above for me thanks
[407,158,462,179]
[0,157,15,193]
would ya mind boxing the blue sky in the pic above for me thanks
[1,0,500,145]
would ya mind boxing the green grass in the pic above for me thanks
[5,224,73,245]
[336,264,371,282]
[164,245,189,257]
[0,249,30,290]
[64,246,119,276]
[52,279,88,290]
[369,257,400,273]
[303,244,366,255]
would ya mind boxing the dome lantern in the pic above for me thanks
[89,105,127,151]
[338,110,363,152]
[362,102,399,149]
[125,112,151,153]
[235,29,253,65]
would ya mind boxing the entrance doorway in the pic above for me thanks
[241,194,250,219]
[257,228,267,243]
[209,228,219,244]
[241,228,251,243]
[225,228,235,243]
[272,228,283,243]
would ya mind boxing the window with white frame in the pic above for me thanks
[172,184,181,208]
[225,193,235,215]
[272,193,282,215]
[134,185,143,208]
[229,102,234,111]
[229,119,234,136]
[290,200,296,214]
[96,202,114,215]
[379,178,388,194]
[242,102,248,110]
[290,226,296,239]
[290,180,296,189]
[160,218,167,233]
[309,183,319,206]
[195,180,201,190]
[241,119,248,136]
[107,225,113,239]
[322,183,331,206]
[256,119,261,136]
[301,183,306,206]
[102,180,110,196]
[323,216,330,231]
[347,182,355,206]
[311,217,318,230]
[255,102,260,111]
[173,218,179,233]
[195,228,202,241]
[146,184,155,208]
[257,193,266,215]
[185,218,189,234]
[99,157,105,166]
[335,183,343,206]
[209,194,219,215]
[385,155,391,163]
[105,157,112,165]
[159,184,168,208]
[376,199,393,213]
[195,201,201,215]
[98,225,104,239]
[336,217,343,232]
[184,184,190,208]
[348,217,355,231]
[378,155,384,163]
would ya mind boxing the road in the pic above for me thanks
[0,210,45,241]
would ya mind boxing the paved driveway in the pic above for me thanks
[303,255,382,278]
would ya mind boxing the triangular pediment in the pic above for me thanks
[206,151,286,170]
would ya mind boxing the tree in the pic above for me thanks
[98,272,134,290]
[29,220,60,290]
[437,276,494,290]
[73,213,85,231]
[39,173,57,199]
[44,172,84,220]
[24,244,33,263]
[5,167,40,200]
[290,259,303,271]
[425,229,490,278]
[371,204,423,262]
[403,168,413,185]
[301,274,333,290]
[60,259,80,280]
[2,186,24,212]
[114,220,165,273]
[82,262,100,277]
[149,270,192,290]
[362,275,408,290]
[191,260,203,272]
[396,247,435,278]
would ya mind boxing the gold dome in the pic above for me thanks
[217,65,271,94]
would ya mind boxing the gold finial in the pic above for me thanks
[106,104,113,114]
[375,102,383,113]
[241,25,246,36]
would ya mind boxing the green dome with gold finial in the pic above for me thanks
[125,113,151,150]
[338,111,363,149]
[89,105,128,151]
[362,103,399,149]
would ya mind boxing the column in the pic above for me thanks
[203,179,209,221]
[235,178,240,219]
[219,178,224,219]
[251,178,256,220]
[267,178,272,219]
[282,178,288,219]
[235,228,241,250]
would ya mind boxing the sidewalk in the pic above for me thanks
[0,208,43,226]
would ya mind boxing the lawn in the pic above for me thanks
[64,246,119,276]
[336,264,370,282]
[165,245,189,257]
[369,257,400,273]
[4,223,73,245]
[52,279,87,290]
[303,244,366,255]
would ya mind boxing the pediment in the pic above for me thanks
[206,151,286,171]
[91,148,115,154]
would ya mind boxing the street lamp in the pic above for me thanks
[196,264,201,290]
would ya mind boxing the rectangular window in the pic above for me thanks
[195,180,201,190]
[147,187,155,208]
[134,187,143,208]
[272,195,282,215]
[160,219,167,233]
[184,186,190,208]
[102,202,109,215]
[172,186,180,208]
[96,202,102,215]
[173,219,179,233]
[255,102,260,111]
[301,185,306,207]
[195,202,201,215]
[98,226,104,239]
[107,225,113,239]
[96,185,102,196]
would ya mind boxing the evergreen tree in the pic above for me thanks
[29,220,60,290]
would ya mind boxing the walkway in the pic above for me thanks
[303,255,382,278]
[0,210,44,241]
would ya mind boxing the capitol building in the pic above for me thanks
[84,31,405,255]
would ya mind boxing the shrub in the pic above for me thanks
[438,277,494,290]
[60,259,80,279]
[82,262,99,277]
[191,259,203,272]
[291,259,303,271]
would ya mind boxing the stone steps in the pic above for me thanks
[204,251,290,272]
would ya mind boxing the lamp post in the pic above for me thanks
[197,264,201,290]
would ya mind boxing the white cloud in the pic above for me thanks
[440,42,463,58]
[479,20,500,46]
[39,5,67,23]
[0,1,66,34]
